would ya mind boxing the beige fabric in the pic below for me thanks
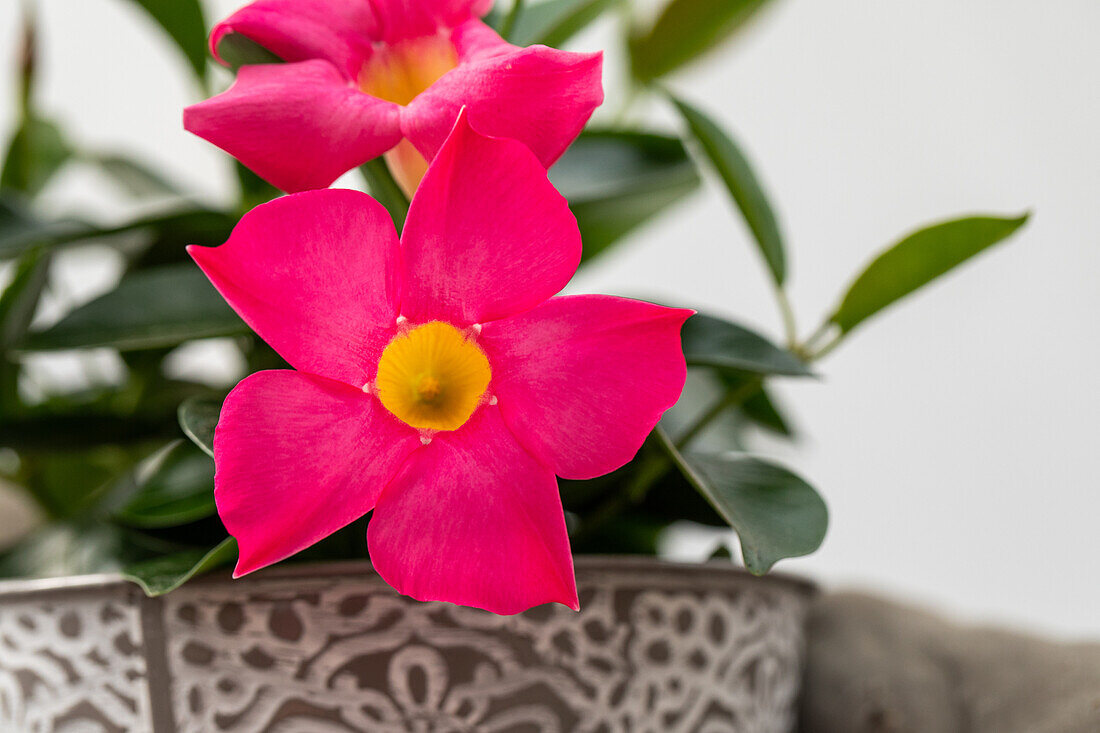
[0,481,40,550]
[799,592,1100,733]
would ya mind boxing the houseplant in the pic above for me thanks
[0,0,1026,729]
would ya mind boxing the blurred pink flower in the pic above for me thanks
[189,114,690,614]
[184,0,603,196]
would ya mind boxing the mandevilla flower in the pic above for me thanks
[184,0,603,196]
[189,114,691,614]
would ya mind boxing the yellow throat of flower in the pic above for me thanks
[360,35,459,197]
[375,321,491,432]
[359,35,458,107]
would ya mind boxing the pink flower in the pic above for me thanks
[184,0,603,197]
[188,114,690,614]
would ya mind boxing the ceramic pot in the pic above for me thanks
[0,557,813,732]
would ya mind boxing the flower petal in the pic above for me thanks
[450,17,514,62]
[403,37,602,166]
[215,370,420,577]
[481,295,692,480]
[400,111,581,325]
[368,406,578,614]
[367,0,492,42]
[188,189,402,388]
[210,0,374,77]
[184,60,402,193]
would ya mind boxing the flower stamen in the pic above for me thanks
[375,321,492,431]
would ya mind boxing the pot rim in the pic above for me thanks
[0,555,816,601]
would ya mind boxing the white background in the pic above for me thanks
[0,0,1096,637]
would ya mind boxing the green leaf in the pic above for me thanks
[671,95,785,284]
[654,427,827,574]
[19,264,246,352]
[115,441,216,528]
[681,312,811,377]
[214,32,283,71]
[0,247,49,350]
[629,0,775,81]
[126,0,208,81]
[124,210,237,270]
[0,205,225,260]
[359,159,409,231]
[235,161,280,212]
[84,153,180,198]
[0,195,34,240]
[123,537,236,596]
[569,512,666,555]
[17,444,146,519]
[483,6,505,32]
[550,130,700,261]
[831,213,1030,334]
[0,412,181,451]
[0,523,126,578]
[1,116,72,197]
[178,396,220,458]
[509,0,621,47]
[740,387,794,437]
[0,247,51,411]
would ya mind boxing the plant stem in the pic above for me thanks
[808,332,843,361]
[799,318,833,356]
[500,0,525,40]
[576,378,763,540]
[774,285,798,350]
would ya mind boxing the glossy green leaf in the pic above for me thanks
[123,537,236,596]
[214,32,283,71]
[629,0,775,81]
[483,6,506,32]
[1,248,49,350]
[17,444,147,520]
[0,218,85,260]
[681,312,811,377]
[0,523,126,578]
[509,0,621,47]
[740,387,794,437]
[550,130,700,261]
[655,427,827,574]
[831,213,1029,334]
[235,161,281,212]
[124,210,237,270]
[708,543,734,560]
[0,195,34,240]
[178,396,220,458]
[672,95,785,284]
[0,205,225,260]
[126,0,208,81]
[570,512,666,555]
[0,412,181,451]
[19,264,246,352]
[0,247,51,410]
[115,441,215,528]
[1,116,71,197]
[85,153,179,198]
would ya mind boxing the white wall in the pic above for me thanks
[0,0,1096,637]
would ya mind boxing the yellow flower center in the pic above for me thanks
[375,321,491,432]
[359,34,458,197]
[359,35,458,107]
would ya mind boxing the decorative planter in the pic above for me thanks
[0,557,813,732]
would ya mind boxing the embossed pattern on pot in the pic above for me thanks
[0,582,154,731]
[0,560,811,732]
[160,560,810,732]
